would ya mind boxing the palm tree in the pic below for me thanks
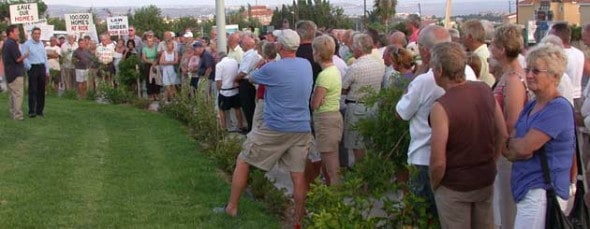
[373,0,396,29]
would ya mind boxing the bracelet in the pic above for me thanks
[505,137,511,149]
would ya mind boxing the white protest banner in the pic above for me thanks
[107,16,129,36]
[23,19,47,34]
[39,25,55,41]
[10,3,39,24]
[65,13,94,34]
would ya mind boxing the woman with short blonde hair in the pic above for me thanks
[505,43,574,229]
[310,35,343,185]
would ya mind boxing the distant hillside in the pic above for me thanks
[46,2,509,19]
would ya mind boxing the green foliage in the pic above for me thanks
[169,17,200,36]
[97,81,133,104]
[128,5,166,38]
[61,89,78,100]
[47,17,66,31]
[116,55,140,89]
[270,0,353,30]
[367,0,397,32]
[305,85,437,228]
[572,24,582,41]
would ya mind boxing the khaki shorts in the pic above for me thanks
[313,111,343,152]
[75,69,89,83]
[239,123,312,172]
[344,103,369,150]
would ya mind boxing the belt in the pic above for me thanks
[31,64,44,67]
[221,87,238,91]
[345,99,362,104]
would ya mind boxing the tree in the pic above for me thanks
[269,0,353,30]
[169,17,199,37]
[47,17,65,31]
[367,0,397,33]
[128,5,166,38]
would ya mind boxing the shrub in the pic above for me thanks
[305,85,438,228]
[117,55,141,90]
[97,81,134,104]
[61,89,78,100]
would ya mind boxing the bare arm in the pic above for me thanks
[429,102,448,190]
[493,101,509,159]
[504,129,551,161]
[311,87,328,110]
[503,74,526,135]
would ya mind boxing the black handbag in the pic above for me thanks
[568,126,590,228]
[539,146,573,229]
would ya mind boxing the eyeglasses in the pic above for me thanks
[524,67,549,75]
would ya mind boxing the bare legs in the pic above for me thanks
[225,158,308,224]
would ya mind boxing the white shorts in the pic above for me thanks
[75,69,89,83]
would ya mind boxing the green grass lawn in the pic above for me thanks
[0,93,279,228]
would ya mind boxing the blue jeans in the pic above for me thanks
[409,165,438,218]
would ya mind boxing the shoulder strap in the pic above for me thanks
[539,146,553,189]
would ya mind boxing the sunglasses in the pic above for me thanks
[524,67,549,75]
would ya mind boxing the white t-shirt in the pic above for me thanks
[45,45,61,71]
[564,47,585,99]
[396,69,445,166]
[558,73,574,105]
[333,55,349,109]
[239,49,261,79]
[215,57,239,97]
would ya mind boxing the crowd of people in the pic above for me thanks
[2,15,590,229]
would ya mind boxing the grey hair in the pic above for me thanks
[525,43,567,78]
[418,25,451,49]
[352,33,373,55]
[448,28,460,39]
[540,34,564,48]
[296,20,317,41]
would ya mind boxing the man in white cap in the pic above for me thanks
[217,29,313,228]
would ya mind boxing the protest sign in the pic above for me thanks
[107,16,129,36]
[10,3,39,24]
[65,13,94,34]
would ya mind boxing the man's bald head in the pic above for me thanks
[418,25,451,64]
[389,31,407,48]
[241,35,255,51]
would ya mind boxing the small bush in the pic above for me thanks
[117,55,141,90]
[305,85,438,228]
[97,81,134,104]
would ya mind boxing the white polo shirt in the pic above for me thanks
[215,57,239,97]
[396,66,477,166]
[396,69,444,166]
[239,49,261,79]
[564,47,585,99]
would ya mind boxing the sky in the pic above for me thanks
[43,0,486,7]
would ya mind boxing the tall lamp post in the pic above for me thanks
[444,0,452,28]
[216,0,227,54]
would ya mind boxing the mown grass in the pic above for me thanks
[0,93,279,228]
